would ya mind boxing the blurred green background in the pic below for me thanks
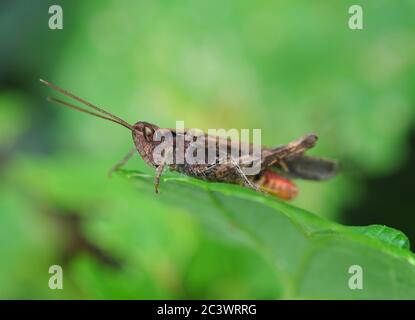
[0,0,414,298]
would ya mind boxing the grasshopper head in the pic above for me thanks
[132,121,162,167]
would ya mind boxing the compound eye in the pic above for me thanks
[144,126,154,142]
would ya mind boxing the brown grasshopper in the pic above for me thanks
[40,79,338,200]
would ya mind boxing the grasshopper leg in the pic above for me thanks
[108,148,136,177]
[262,133,318,169]
[154,163,166,194]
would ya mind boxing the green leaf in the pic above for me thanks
[118,169,415,299]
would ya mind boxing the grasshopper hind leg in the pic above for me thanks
[262,133,318,169]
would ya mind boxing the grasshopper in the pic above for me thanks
[40,79,338,200]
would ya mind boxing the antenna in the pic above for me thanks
[40,79,133,130]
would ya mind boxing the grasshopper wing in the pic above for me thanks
[279,155,338,180]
